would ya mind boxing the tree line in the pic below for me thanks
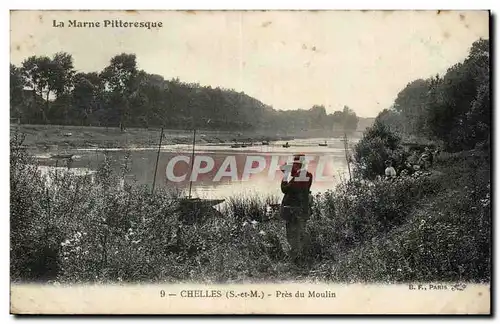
[10,53,358,133]
[375,38,490,152]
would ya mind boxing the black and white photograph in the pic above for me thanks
[9,9,491,314]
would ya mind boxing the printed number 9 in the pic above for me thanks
[160,290,165,297]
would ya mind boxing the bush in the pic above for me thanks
[353,121,403,179]
[312,182,491,283]
[311,172,441,252]
[10,142,292,283]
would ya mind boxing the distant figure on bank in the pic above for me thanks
[384,160,397,179]
[280,154,313,262]
[419,147,433,169]
[407,150,422,171]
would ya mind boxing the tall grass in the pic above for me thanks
[10,134,491,284]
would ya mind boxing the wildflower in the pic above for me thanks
[242,221,248,227]
[258,230,266,235]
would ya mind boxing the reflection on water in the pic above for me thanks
[33,137,359,200]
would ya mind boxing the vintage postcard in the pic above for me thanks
[9,9,491,315]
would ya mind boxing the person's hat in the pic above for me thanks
[293,153,306,163]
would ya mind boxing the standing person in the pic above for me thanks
[279,154,313,263]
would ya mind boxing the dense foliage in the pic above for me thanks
[374,39,490,152]
[10,138,490,283]
[11,53,359,133]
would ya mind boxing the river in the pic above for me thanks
[33,136,360,200]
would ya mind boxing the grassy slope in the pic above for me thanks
[309,149,491,283]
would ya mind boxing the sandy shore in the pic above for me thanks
[11,124,299,150]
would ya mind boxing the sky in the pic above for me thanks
[10,10,489,117]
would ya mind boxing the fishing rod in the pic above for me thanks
[188,128,196,199]
[343,132,352,181]
[151,127,164,195]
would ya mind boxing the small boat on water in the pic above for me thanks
[318,140,328,147]
[262,141,269,145]
[50,153,75,160]
[178,197,225,209]
[230,144,242,148]
[162,128,226,225]
[282,142,290,148]
[11,146,29,151]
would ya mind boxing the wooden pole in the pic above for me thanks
[344,132,352,181]
[151,127,164,195]
[188,128,196,199]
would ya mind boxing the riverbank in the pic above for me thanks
[10,124,362,150]
[10,135,490,283]
[10,124,294,149]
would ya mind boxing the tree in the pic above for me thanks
[10,64,25,119]
[331,106,358,132]
[353,120,402,179]
[393,79,431,135]
[71,72,104,125]
[375,108,404,134]
[378,38,490,152]
[48,52,76,124]
[49,52,75,98]
[20,55,52,122]
[101,53,138,131]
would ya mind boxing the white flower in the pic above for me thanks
[132,239,141,244]
[258,230,266,235]
[250,220,258,225]
[242,221,248,227]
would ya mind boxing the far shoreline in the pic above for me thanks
[11,123,364,152]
